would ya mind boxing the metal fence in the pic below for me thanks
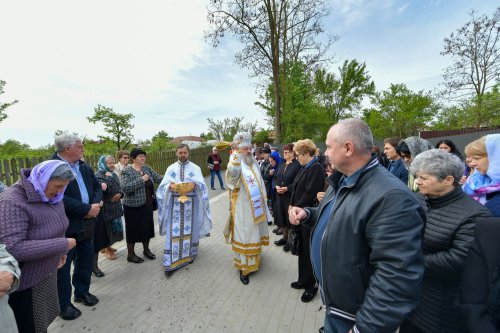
[0,147,229,186]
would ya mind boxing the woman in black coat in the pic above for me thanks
[288,139,325,303]
[273,144,301,250]
[459,217,500,333]
[399,149,491,333]
[93,155,124,276]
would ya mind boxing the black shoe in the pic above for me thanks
[143,251,156,260]
[272,227,279,234]
[127,255,144,263]
[275,229,283,235]
[274,238,287,246]
[165,270,174,277]
[74,293,99,307]
[59,304,82,320]
[211,187,216,190]
[92,269,105,278]
[221,186,226,190]
[301,288,318,303]
[283,244,290,252]
[291,281,306,289]
[240,271,249,285]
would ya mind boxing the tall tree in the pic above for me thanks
[148,130,175,152]
[363,84,437,140]
[206,0,335,142]
[87,105,135,150]
[441,7,500,126]
[207,116,257,141]
[314,59,375,123]
[0,80,18,124]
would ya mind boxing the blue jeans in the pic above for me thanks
[57,239,93,308]
[210,170,224,188]
[324,314,355,333]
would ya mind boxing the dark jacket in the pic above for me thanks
[273,159,301,227]
[387,158,408,185]
[304,157,425,333]
[207,153,222,171]
[51,153,102,235]
[289,159,325,208]
[121,165,163,207]
[486,191,500,217]
[459,217,500,333]
[95,170,123,221]
[408,187,491,333]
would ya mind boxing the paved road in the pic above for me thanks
[48,176,324,333]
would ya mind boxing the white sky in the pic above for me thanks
[0,0,498,147]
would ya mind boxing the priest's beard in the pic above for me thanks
[243,154,257,166]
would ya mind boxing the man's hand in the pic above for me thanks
[57,255,67,269]
[101,183,107,191]
[87,203,101,218]
[316,192,325,202]
[289,206,307,225]
[0,271,14,298]
[111,193,122,202]
[169,182,177,192]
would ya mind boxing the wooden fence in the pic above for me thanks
[0,147,229,186]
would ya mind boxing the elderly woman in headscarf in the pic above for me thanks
[0,160,76,332]
[266,151,281,217]
[399,149,491,333]
[463,134,500,217]
[92,155,124,277]
[397,136,434,191]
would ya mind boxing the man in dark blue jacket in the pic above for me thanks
[290,119,425,333]
[51,133,102,320]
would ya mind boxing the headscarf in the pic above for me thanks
[402,136,434,160]
[463,134,500,204]
[28,160,69,204]
[269,151,281,170]
[98,155,114,177]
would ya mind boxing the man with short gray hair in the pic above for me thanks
[290,118,425,333]
[51,133,102,320]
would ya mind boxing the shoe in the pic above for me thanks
[301,288,318,303]
[165,270,174,277]
[240,271,249,285]
[291,281,306,289]
[275,230,283,235]
[127,255,144,263]
[74,293,99,306]
[283,244,290,252]
[92,269,105,277]
[272,227,279,234]
[143,251,156,260]
[59,304,82,320]
[103,248,117,260]
[110,247,117,253]
[221,186,226,190]
[274,238,287,246]
[211,187,216,190]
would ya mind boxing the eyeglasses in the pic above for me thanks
[122,157,129,159]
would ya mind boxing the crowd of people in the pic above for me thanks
[0,122,499,332]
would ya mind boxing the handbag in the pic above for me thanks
[152,194,158,211]
[289,227,302,256]
[208,163,215,170]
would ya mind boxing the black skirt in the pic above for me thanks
[93,215,111,253]
[123,203,155,243]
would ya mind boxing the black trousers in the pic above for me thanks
[297,224,316,291]
[9,287,37,333]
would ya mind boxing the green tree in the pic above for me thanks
[0,139,30,157]
[148,130,176,152]
[206,0,335,142]
[314,60,376,123]
[207,117,257,141]
[363,84,437,140]
[0,80,18,123]
[87,105,135,150]
[441,8,500,126]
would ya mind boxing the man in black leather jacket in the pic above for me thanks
[290,119,425,333]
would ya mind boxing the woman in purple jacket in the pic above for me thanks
[0,160,76,332]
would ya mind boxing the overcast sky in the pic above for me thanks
[0,0,498,147]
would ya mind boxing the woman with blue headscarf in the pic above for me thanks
[93,155,124,277]
[0,160,75,332]
[464,134,500,217]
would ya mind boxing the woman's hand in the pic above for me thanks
[111,193,122,202]
[67,238,77,250]
[213,161,219,165]
[316,192,325,202]
[101,183,107,191]
[0,272,14,298]
[142,173,149,182]
[57,255,67,269]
